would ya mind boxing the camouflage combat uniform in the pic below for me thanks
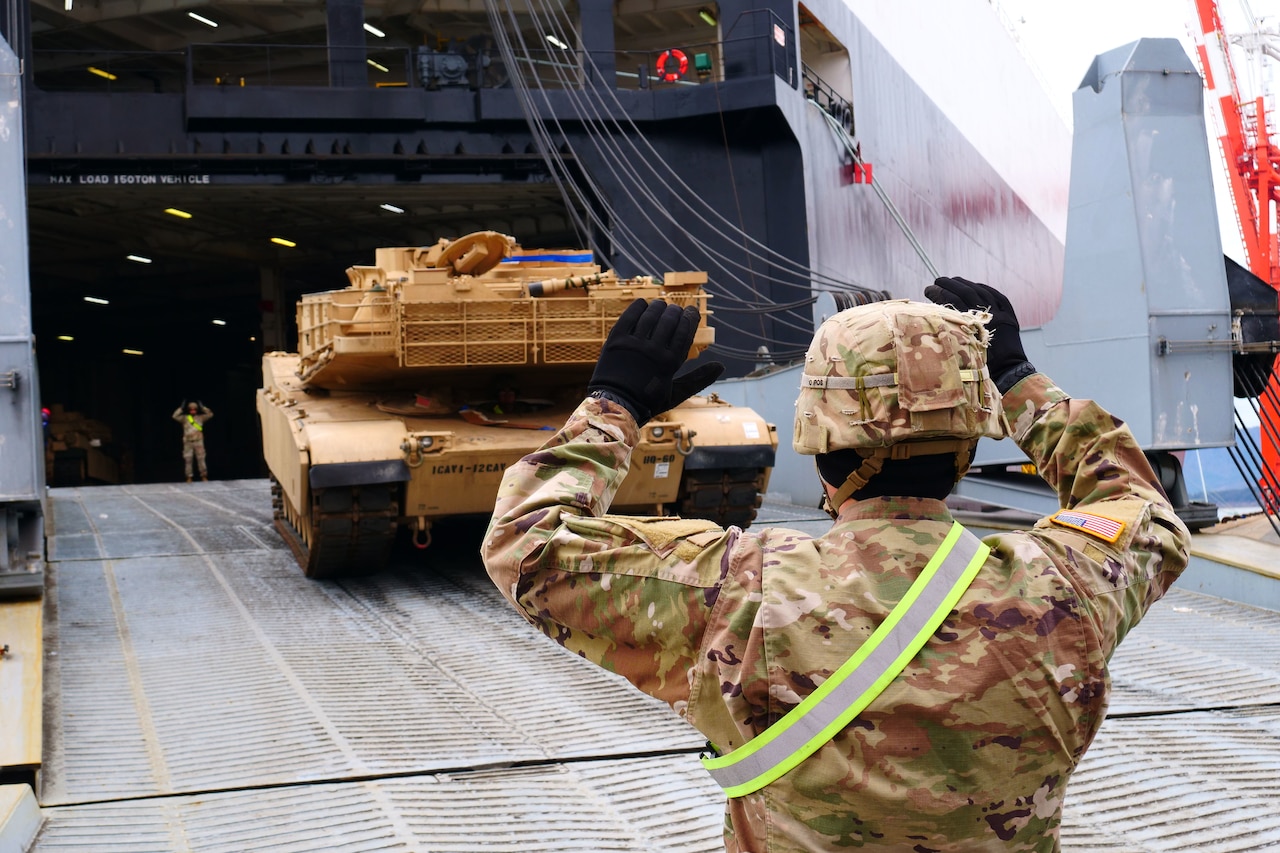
[482,372,1190,852]
[172,405,212,479]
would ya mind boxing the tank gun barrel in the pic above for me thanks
[527,274,607,297]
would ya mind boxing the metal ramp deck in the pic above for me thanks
[20,483,1280,851]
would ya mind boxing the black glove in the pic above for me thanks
[588,299,725,423]
[925,276,1036,394]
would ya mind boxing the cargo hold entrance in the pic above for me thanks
[27,179,579,486]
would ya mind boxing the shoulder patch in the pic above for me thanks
[1048,508,1126,543]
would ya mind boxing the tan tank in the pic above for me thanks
[257,231,778,578]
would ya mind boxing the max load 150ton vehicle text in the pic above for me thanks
[257,231,778,577]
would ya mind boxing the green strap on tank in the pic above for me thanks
[701,521,988,798]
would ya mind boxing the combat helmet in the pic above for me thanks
[794,298,1009,510]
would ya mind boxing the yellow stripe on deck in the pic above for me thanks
[0,598,43,773]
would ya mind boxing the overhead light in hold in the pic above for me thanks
[364,22,386,37]
[212,319,227,326]
[126,254,152,264]
[164,207,192,219]
[698,7,718,26]
[84,296,109,305]
[380,203,405,214]
[271,237,297,248]
[87,66,117,81]
[546,34,569,50]
[57,335,74,342]
[122,348,144,356]
[249,336,257,342]
[188,11,218,28]
[367,59,389,73]
[64,0,72,10]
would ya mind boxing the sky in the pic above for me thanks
[995,0,1275,266]
[995,0,1270,120]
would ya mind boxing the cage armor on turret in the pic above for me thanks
[257,231,778,578]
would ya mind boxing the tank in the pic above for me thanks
[257,231,778,578]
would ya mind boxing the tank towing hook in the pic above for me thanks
[401,435,435,468]
[674,428,697,456]
[413,517,432,550]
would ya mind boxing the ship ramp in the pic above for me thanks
[1,480,1278,851]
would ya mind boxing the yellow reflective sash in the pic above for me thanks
[701,521,988,798]
[187,414,203,432]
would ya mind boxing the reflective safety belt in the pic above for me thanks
[702,521,989,798]
[187,415,203,432]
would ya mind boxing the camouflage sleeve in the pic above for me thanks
[172,408,184,422]
[1002,372,1191,654]
[481,396,733,707]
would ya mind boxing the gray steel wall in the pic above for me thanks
[1022,37,1234,457]
[795,0,1069,321]
[0,35,45,577]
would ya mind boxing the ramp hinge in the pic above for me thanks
[0,370,17,390]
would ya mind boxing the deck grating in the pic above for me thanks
[30,483,1280,851]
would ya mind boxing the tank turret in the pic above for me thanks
[258,231,777,578]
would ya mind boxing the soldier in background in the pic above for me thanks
[172,400,213,482]
[481,280,1190,851]
[470,373,547,417]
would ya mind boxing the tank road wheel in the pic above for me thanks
[270,477,285,520]
[272,476,314,569]
[678,466,767,529]
[271,477,399,579]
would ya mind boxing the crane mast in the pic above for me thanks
[1190,0,1280,511]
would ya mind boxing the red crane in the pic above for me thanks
[1189,0,1280,511]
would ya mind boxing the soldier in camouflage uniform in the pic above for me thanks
[482,278,1190,852]
[172,400,212,482]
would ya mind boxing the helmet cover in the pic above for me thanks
[793,299,1009,455]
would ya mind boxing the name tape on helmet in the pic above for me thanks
[801,367,987,391]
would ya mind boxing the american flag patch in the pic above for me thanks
[1049,509,1125,543]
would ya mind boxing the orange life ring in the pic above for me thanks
[656,49,688,83]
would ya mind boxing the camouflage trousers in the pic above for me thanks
[183,440,207,478]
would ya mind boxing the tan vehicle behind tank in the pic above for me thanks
[258,231,778,577]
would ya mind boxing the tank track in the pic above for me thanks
[271,477,399,579]
[677,466,767,528]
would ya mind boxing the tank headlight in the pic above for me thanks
[650,426,665,439]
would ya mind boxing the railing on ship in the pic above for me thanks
[801,63,854,134]
[1230,356,1280,535]
[29,11,797,94]
[29,46,415,92]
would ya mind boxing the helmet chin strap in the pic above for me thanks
[820,455,884,520]
[819,438,978,520]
